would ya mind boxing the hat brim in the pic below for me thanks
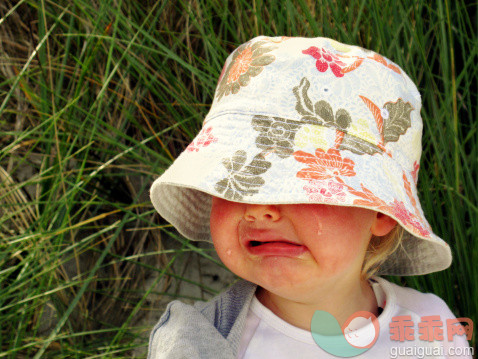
[151,113,452,276]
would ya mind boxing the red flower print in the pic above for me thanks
[411,161,420,184]
[387,63,401,74]
[402,172,417,209]
[186,127,218,152]
[340,181,431,238]
[348,184,388,211]
[294,148,356,180]
[389,199,430,237]
[390,199,414,224]
[304,179,347,203]
[227,47,253,83]
[302,46,346,78]
[368,53,401,74]
[215,40,276,100]
[371,53,387,66]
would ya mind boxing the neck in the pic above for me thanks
[255,275,378,331]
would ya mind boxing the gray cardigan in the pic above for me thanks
[148,277,472,359]
[148,280,256,359]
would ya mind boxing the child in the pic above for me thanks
[148,36,472,358]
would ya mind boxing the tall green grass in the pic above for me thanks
[0,0,475,357]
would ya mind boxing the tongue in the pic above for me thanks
[247,241,307,256]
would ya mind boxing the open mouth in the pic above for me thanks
[245,240,307,256]
[248,240,301,247]
[249,240,265,247]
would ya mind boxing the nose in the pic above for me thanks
[244,204,281,222]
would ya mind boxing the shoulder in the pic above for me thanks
[195,280,257,343]
[194,279,257,316]
[373,276,454,317]
[148,280,256,359]
[155,279,256,326]
[373,277,472,357]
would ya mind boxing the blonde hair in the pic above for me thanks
[361,225,404,280]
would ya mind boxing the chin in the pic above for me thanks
[251,267,312,293]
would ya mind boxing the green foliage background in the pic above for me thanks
[0,0,475,357]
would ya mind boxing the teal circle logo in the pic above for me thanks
[311,310,380,357]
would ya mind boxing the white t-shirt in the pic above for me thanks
[237,277,472,359]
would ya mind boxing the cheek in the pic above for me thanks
[306,239,369,277]
[209,201,244,269]
[210,229,248,281]
[210,211,235,254]
[294,205,373,271]
[304,205,375,240]
[210,223,240,274]
[209,202,227,230]
[209,198,240,240]
[308,237,365,267]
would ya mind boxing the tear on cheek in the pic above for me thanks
[316,221,323,236]
[226,249,232,256]
[310,211,324,236]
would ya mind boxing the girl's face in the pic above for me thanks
[210,197,396,301]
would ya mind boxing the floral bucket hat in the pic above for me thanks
[150,36,452,276]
